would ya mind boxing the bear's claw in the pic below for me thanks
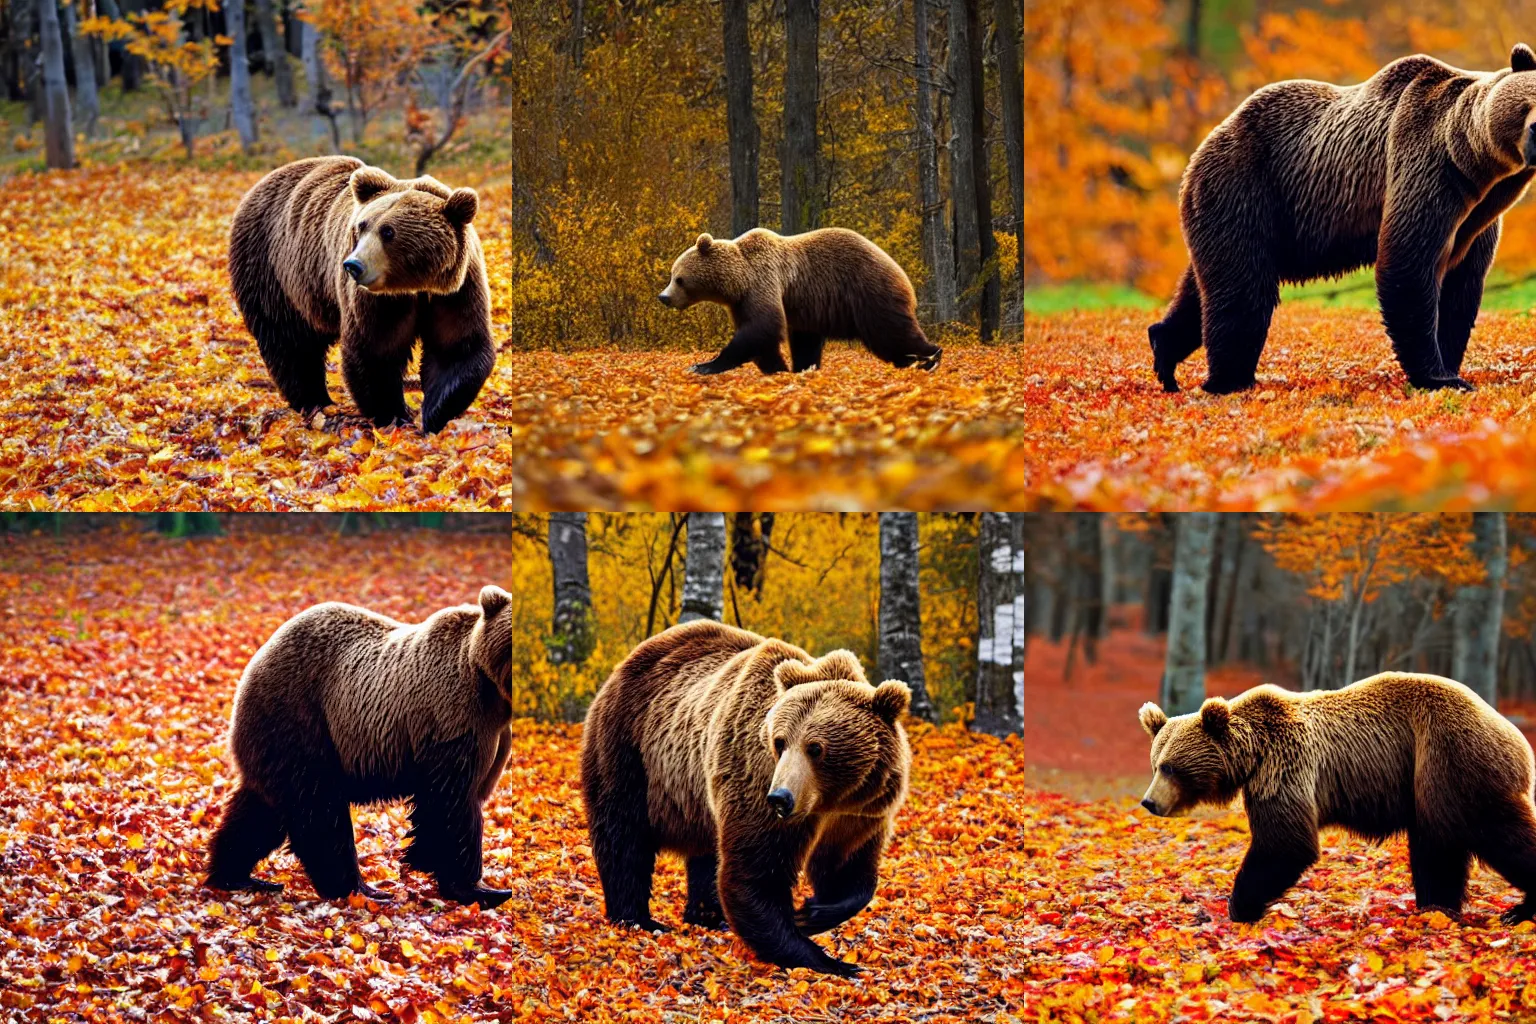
[439,884,513,909]
[207,875,284,894]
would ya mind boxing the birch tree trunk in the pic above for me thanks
[226,0,258,149]
[547,512,594,663]
[680,513,726,623]
[723,0,759,236]
[253,0,295,107]
[993,0,1023,325]
[1453,511,1507,706]
[1161,513,1216,715]
[879,513,935,722]
[974,512,1024,737]
[38,0,73,168]
[61,0,96,138]
[781,0,820,233]
[301,19,338,151]
[915,0,955,320]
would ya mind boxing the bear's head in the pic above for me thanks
[470,585,513,696]
[1480,44,1536,168]
[1137,696,1266,817]
[658,233,752,309]
[759,650,912,822]
[343,166,479,296]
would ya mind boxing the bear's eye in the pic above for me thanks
[676,277,687,288]
[773,737,786,755]
[380,225,395,242]
[805,741,823,760]
[358,220,368,232]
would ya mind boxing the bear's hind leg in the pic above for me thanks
[1199,278,1278,396]
[287,793,386,901]
[1468,798,1536,925]
[206,785,287,893]
[587,741,668,931]
[796,832,881,936]
[415,734,512,909]
[1436,222,1499,380]
[1149,265,1203,393]
[856,307,941,371]
[1408,828,1471,915]
[684,854,727,929]
[789,332,824,372]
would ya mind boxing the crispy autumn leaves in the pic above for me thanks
[0,531,1023,1021]
[0,168,1023,510]
[1024,304,1536,508]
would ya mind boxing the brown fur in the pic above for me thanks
[579,620,911,977]
[206,586,515,906]
[658,228,942,375]
[228,156,494,433]
[1138,673,1536,924]
[1150,44,1536,394]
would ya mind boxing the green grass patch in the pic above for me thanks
[1023,282,1162,314]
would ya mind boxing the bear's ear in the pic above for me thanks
[1514,43,1536,72]
[774,659,821,690]
[811,649,865,682]
[351,166,396,205]
[871,680,911,724]
[444,188,478,226]
[1200,697,1231,740]
[1138,702,1167,738]
[478,585,510,617]
[410,175,452,199]
[696,233,713,255]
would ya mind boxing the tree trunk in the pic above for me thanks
[301,19,339,151]
[680,513,726,623]
[781,0,820,234]
[1453,511,1507,707]
[915,0,955,321]
[729,512,770,596]
[992,0,1021,324]
[969,0,997,340]
[947,0,982,332]
[1161,513,1216,715]
[974,512,1023,737]
[226,0,257,149]
[115,0,142,90]
[879,513,936,722]
[38,0,73,168]
[61,0,96,139]
[547,512,594,664]
[723,0,759,237]
[571,0,584,68]
[1186,0,1202,56]
[253,0,295,107]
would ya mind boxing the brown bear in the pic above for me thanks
[1150,44,1536,395]
[206,586,514,907]
[228,156,494,433]
[1138,673,1536,924]
[658,228,942,375]
[580,620,912,977]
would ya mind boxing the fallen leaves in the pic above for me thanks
[0,167,1024,510]
[1021,305,1536,508]
[0,527,1022,1021]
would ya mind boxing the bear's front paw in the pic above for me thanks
[1201,375,1256,396]
[1408,375,1475,393]
[353,882,394,902]
[616,916,673,933]
[689,361,726,376]
[1227,896,1267,924]
[683,904,729,930]
[207,874,283,894]
[795,899,856,936]
[439,883,513,909]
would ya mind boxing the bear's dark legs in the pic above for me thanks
[206,785,287,893]
[684,854,727,929]
[1199,280,1278,395]
[587,742,668,931]
[419,334,495,434]
[1436,223,1500,379]
[1227,803,1319,923]
[1467,799,1536,925]
[753,345,791,375]
[246,309,336,414]
[691,314,787,376]
[401,803,441,879]
[1407,828,1471,914]
[789,332,825,372]
[856,307,942,371]
[286,793,386,901]
[718,833,861,977]
[796,833,881,936]
[341,343,414,429]
[1149,265,1203,392]
[1377,197,1474,391]
[414,734,511,909]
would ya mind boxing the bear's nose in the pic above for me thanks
[657,292,670,306]
[766,787,794,819]
[1140,798,1159,815]
[343,259,365,282]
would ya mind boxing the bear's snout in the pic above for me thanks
[1140,797,1164,816]
[766,787,795,818]
[658,292,671,307]
[343,258,365,282]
